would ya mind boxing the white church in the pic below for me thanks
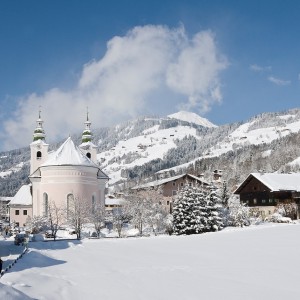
[9,111,109,227]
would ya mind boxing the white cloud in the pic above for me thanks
[268,76,291,86]
[1,25,227,150]
[250,64,272,72]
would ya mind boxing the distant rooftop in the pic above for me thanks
[235,172,300,193]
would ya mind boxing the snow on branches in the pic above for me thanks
[172,184,223,235]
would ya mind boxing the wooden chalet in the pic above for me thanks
[234,173,300,219]
[133,173,209,213]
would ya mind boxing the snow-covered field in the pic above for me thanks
[1,223,300,299]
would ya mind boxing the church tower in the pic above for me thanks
[79,108,97,164]
[30,109,49,174]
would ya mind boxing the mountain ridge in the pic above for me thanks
[1,108,300,196]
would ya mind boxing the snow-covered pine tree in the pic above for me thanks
[172,184,206,235]
[205,185,223,231]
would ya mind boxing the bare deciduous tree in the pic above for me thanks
[46,201,66,240]
[67,196,91,240]
[89,203,105,238]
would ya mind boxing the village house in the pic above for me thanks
[234,172,300,219]
[133,173,210,213]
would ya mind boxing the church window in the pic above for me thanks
[37,151,42,159]
[92,195,96,214]
[43,193,48,217]
[67,194,74,219]
[86,152,91,159]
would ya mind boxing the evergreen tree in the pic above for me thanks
[206,186,223,231]
[172,184,206,235]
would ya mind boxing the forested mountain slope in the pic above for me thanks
[1,109,300,196]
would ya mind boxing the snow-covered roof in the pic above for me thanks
[235,172,300,193]
[10,185,32,205]
[105,198,125,206]
[79,141,97,149]
[133,173,209,189]
[0,197,13,202]
[42,137,97,167]
[30,139,48,146]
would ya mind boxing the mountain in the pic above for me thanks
[168,111,217,128]
[1,108,300,196]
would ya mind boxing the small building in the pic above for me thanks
[9,185,32,227]
[133,173,209,213]
[234,172,300,219]
[105,196,125,212]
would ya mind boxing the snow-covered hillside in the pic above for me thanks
[168,111,217,128]
[1,108,300,196]
[98,125,202,185]
[1,224,300,300]
[157,109,300,176]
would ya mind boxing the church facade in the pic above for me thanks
[10,112,108,227]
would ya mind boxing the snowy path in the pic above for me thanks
[1,224,300,299]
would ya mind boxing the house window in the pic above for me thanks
[180,182,184,187]
[262,199,266,204]
[23,210,27,215]
[172,190,177,196]
[172,182,176,186]
[189,183,192,186]
[167,201,170,205]
[16,222,19,227]
[15,210,19,215]
[253,199,257,205]
[43,193,48,217]
[37,151,42,160]
[269,199,273,203]
[159,201,162,205]
[253,186,257,191]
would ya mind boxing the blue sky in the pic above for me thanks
[1,0,300,150]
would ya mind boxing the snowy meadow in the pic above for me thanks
[1,223,300,300]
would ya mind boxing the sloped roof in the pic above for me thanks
[42,137,97,167]
[133,173,209,189]
[105,198,125,206]
[10,185,32,205]
[234,172,300,194]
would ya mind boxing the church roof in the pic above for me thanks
[11,185,32,206]
[41,137,97,167]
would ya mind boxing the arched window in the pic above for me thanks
[37,151,42,159]
[92,195,96,214]
[67,194,74,219]
[86,152,91,159]
[43,193,48,217]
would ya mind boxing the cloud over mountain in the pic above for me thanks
[1,25,227,151]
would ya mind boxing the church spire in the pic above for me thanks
[81,107,93,143]
[33,107,46,141]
